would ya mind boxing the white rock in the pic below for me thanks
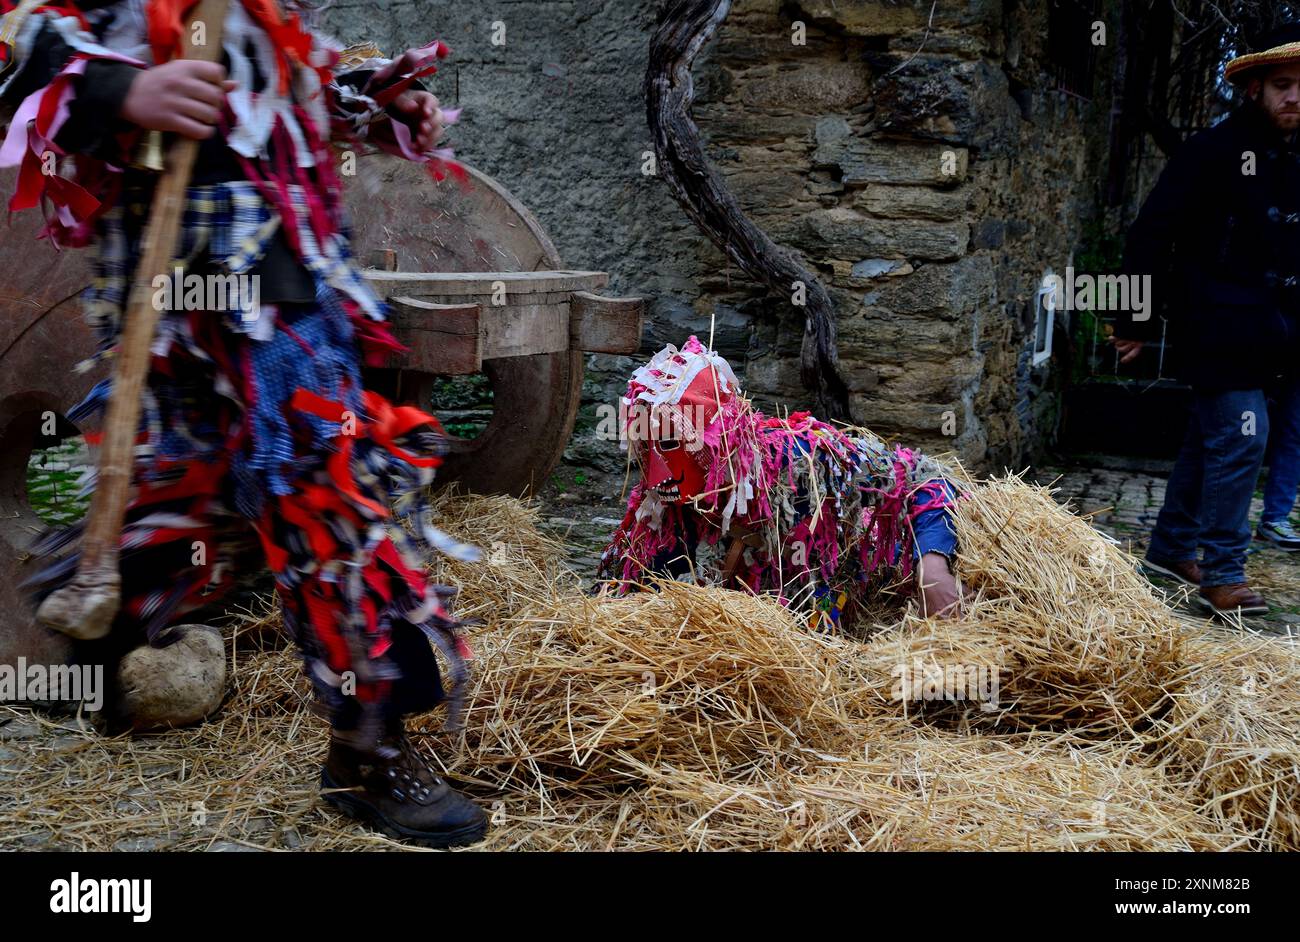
[116,626,227,731]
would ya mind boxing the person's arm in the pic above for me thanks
[908,478,962,618]
[1,6,149,241]
[1,10,145,159]
[53,59,141,161]
[1112,135,1204,354]
[1,11,73,116]
[1,4,232,245]
[850,433,964,617]
[917,552,961,618]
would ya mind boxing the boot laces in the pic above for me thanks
[375,733,445,805]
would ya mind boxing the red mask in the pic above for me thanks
[634,366,730,504]
[645,434,706,503]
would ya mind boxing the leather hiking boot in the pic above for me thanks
[1143,555,1203,587]
[1196,583,1268,617]
[321,732,488,848]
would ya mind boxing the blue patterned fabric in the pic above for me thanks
[76,179,383,375]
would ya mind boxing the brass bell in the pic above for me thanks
[134,130,167,172]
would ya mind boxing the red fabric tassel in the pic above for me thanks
[145,0,201,65]
[147,0,312,95]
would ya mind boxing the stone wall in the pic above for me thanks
[320,0,1118,474]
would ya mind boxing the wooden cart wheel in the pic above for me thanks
[344,156,584,497]
[0,169,103,667]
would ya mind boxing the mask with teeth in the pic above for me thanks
[642,419,707,504]
[623,337,738,506]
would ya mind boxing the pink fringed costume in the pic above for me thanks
[597,337,961,626]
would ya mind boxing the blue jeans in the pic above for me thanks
[1148,389,1269,587]
[1261,377,1300,525]
[911,480,959,561]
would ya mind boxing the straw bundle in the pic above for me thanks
[439,581,854,788]
[610,726,1232,851]
[837,614,1009,726]
[919,475,1191,732]
[446,720,1231,851]
[1151,630,1300,850]
[423,486,576,619]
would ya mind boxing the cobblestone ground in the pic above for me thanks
[1031,462,1300,636]
[534,466,630,584]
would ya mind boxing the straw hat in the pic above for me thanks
[1225,23,1300,86]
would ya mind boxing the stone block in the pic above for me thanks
[799,208,969,260]
[813,118,969,184]
[853,183,971,221]
[859,256,996,318]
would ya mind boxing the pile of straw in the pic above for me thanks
[603,728,1231,851]
[2,478,1296,851]
[947,477,1188,731]
[423,487,576,619]
[446,583,849,787]
[0,651,335,851]
[459,725,1230,851]
[1151,630,1300,850]
[409,482,1248,849]
[852,475,1188,734]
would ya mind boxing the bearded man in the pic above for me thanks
[1113,24,1300,617]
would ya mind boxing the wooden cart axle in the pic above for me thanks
[365,268,643,374]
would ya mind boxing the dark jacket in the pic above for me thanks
[1119,102,1300,391]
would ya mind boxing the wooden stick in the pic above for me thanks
[37,0,231,639]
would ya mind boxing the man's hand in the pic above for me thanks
[368,48,446,154]
[120,60,235,140]
[917,552,962,619]
[1111,337,1144,364]
[387,90,443,153]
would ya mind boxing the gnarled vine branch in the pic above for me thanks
[644,0,849,418]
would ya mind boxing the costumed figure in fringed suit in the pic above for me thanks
[0,0,486,846]
[598,337,966,626]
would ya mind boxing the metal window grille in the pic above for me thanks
[1047,0,1101,100]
